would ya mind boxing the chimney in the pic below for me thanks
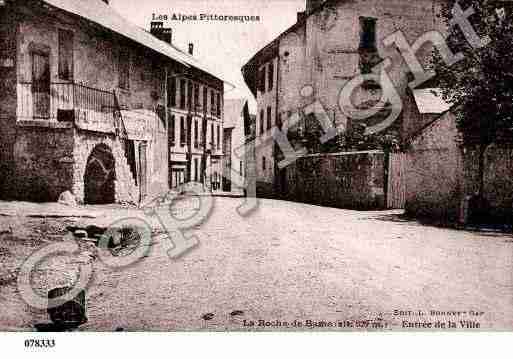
[297,11,306,23]
[188,43,194,56]
[306,0,325,14]
[150,21,172,44]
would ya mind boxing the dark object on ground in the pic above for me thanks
[100,226,143,254]
[115,327,124,332]
[47,287,87,328]
[468,195,491,225]
[34,322,78,332]
[73,230,88,239]
[201,313,215,321]
[67,225,107,239]
[230,310,245,317]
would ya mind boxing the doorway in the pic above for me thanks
[84,144,116,204]
[32,52,51,119]
[139,142,148,202]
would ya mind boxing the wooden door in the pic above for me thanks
[139,142,148,202]
[387,152,407,209]
[32,53,50,118]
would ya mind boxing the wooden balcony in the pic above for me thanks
[17,82,118,133]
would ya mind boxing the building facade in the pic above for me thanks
[151,22,225,193]
[242,0,447,198]
[0,0,225,204]
[222,99,249,194]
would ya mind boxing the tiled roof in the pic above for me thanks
[42,0,227,83]
[413,88,453,114]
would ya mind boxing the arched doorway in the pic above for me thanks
[84,144,116,205]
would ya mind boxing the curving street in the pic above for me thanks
[1,197,512,331]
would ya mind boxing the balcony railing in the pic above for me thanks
[17,82,118,129]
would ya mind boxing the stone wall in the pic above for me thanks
[282,151,386,209]
[13,125,75,202]
[73,131,139,204]
[484,146,513,220]
[461,145,513,222]
[278,26,307,117]
[404,112,463,221]
[405,111,513,223]
[0,5,18,199]
[7,126,140,204]
[256,180,275,199]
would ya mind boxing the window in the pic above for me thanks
[217,125,220,150]
[267,106,272,130]
[180,116,186,145]
[180,79,186,109]
[262,156,266,171]
[360,17,377,50]
[118,47,130,89]
[194,83,199,110]
[187,80,193,109]
[168,77,176,107]
[201,118,206,146]
[268,61,274,91]
[259,65,266,93]
[216,92,221,117]
[211,90,215,116]
[58,29,73,80]
[194,119,199,148]
[194,158,199,182]
[259,109,264,135]
[359,17,379,75]
[211,122,214,147]
[187,116,192,146]
[240,161,243,176]
[203,86,208,112]
[169,115,175,146]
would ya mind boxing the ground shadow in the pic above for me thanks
[370,212,513,238]
[34,323,80,332]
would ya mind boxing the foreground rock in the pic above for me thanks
[58,192,77,207]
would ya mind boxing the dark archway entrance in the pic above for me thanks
[84,144,116,205]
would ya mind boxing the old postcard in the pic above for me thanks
[0,0,512,346]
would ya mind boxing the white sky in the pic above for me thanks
[109,0,306,113]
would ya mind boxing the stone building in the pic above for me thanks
[150,22,225,193]
[222,99,249,194]
[242,0,447,198]
[0,0,225,204]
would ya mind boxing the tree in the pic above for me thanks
[432,0,513,199]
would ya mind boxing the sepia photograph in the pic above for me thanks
[0,0,512,354]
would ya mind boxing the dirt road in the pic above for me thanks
[1,198,512,331]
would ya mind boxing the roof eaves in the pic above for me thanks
[40,0,232,86]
